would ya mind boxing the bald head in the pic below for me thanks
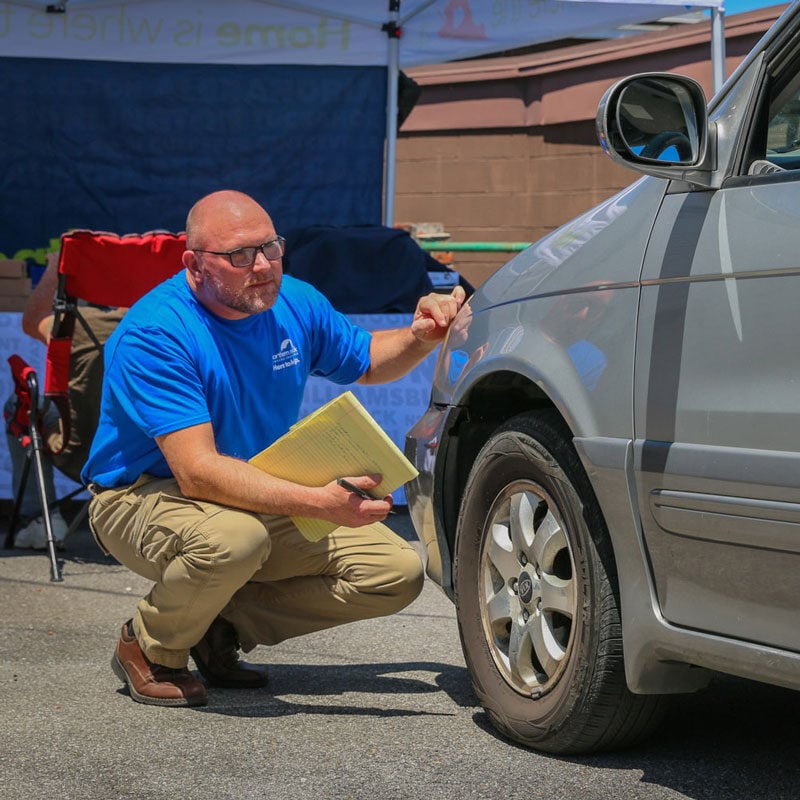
[185,190,273,251]
[182,190,283,320]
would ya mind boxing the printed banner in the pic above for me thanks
[0,0,720,67]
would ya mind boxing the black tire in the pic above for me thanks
[454,410,666,754]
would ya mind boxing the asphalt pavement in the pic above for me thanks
[1,507,799,800]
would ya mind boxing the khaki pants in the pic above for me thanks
[88,475,423,668]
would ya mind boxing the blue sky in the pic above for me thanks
[723,0,784,14]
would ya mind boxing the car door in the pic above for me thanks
[633,41,800,651]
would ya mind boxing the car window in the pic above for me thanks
[765,75,800,166]
[746,54,800,174]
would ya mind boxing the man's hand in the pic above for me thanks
[321,475,393,528]
[411,286,467,344]
[358,285,469,385]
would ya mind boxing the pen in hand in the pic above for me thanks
[337,478,396,515]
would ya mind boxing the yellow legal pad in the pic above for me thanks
[248,391,419,541]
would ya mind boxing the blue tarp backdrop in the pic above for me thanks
[0,58,385,258]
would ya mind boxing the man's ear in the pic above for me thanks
[183,250,203,282]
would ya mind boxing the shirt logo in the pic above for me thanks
[272,338,300,372]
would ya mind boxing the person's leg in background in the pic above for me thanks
[4,393,68,549]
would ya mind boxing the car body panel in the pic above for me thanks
[406,402,456,594]
[577,435,800,693]
[432,176,668,419]
[634,178,800,652]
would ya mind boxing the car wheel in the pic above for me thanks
[454,409,666,754]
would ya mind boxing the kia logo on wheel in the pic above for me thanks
[518,573,534,604]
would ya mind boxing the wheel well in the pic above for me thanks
[439,371,569,553]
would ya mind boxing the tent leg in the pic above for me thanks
[711,6,726,97]
[383,0,401,227]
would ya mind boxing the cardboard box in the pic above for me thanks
[0,259,27,278]
[0,277,31,297]
[0,295,28,311]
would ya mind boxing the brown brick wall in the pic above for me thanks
[395,122,634,288]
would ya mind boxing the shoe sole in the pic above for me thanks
[111,653,208,707]
[189,647,269,689]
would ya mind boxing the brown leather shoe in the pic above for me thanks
[111,621,208,707]
[190,616,269,689]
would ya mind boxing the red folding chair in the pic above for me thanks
[4,230,186,581]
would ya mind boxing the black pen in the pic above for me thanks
[337,478,396,514]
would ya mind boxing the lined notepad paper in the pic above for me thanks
[248,391,418,541]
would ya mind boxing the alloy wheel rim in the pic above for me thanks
[478,480,578,697]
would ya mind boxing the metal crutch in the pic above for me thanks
[23,370,63,582]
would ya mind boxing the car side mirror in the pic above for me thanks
[597,73,715,186]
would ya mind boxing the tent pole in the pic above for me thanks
[711,5,726,97]
[383,0,400,227]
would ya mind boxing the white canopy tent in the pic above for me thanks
[2,0,725,226]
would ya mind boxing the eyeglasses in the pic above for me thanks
[194,236,286,268]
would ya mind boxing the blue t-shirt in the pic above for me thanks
[82,273,372,488]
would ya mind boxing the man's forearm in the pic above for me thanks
[169,449,392,530]
[174,450,327,518]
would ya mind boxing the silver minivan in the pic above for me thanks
[405,1,800,755]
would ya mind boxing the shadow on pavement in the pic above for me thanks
[139,659,475,720]
[472,673,800,800]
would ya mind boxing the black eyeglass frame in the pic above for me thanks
[193,236,286,268]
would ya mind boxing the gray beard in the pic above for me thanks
[206,275,281,315]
